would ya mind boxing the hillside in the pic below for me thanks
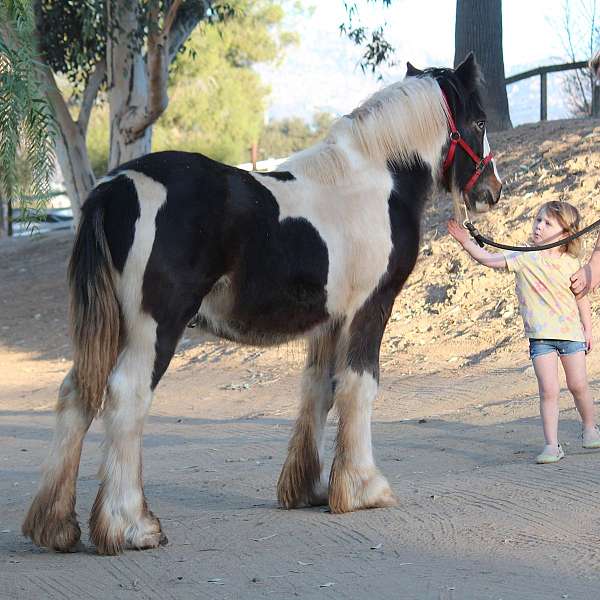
[0,118,599,386]
[380,117,600,375]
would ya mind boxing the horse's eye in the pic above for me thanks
[476,120,486,130]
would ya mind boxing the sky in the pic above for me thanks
[257,0,593,126]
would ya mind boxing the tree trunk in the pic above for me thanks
[37,1,202,220]
[42,69,96,224]
[107,1,153,170]
[454,0,512,131]
[53,121,96,224]
[0,199,5,237]
[7,199,13,237]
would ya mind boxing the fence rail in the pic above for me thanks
[505,60,599,120]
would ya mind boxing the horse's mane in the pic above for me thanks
[279,76,450,185]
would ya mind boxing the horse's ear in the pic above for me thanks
[405,61,423,77]
[455,52,482,91]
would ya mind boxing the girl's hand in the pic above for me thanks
[448,219,470,246]
[585,330,593,354]
[570,265,591,299]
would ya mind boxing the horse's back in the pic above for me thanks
[88,151,331,343]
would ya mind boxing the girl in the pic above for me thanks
[448,201,599,463]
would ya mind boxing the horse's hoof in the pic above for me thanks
[329,465,397,513]
[131,530,168,551]
[126,514,167,551]
[277,457,323,509]
[22,507,81,553]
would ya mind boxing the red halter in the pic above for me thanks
[441,92,493,194]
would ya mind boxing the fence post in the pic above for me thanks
[540,71,547,121]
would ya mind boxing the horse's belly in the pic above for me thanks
[196,275,329,345]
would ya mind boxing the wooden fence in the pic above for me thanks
[505,60,599,120]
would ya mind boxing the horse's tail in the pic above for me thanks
[68,188,120,416]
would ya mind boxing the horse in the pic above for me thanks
[23,53,502,555]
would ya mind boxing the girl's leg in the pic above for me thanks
[560,351,596,430]
[532,353,560,446]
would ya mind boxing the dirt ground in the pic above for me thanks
[1,118,600,599]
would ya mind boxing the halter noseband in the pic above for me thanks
[441,91,493,194]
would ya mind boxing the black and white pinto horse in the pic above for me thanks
[23,54,502,554]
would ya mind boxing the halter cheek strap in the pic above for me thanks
[441,92,493,194]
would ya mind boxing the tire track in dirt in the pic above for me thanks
[410,469,600,575]
[99,555,179,600]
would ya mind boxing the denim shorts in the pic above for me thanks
[529,338,587,360]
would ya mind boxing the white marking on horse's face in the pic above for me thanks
[254,163,394,322]
[483,130,501,182]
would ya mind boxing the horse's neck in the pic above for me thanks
[280,124,386,187]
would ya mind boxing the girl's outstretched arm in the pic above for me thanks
[447,219,507,270]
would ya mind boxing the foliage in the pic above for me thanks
[339,0,395,75]
[35,0,106,96]
[86,0,297,169]
[0,0,56,230]
[259,112,335,159]
[34,0,218,95]
[86,102,110,175]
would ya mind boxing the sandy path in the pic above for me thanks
[2,118,600,598]
[2,348,600,600]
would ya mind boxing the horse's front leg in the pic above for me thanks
[328,308,397,513]
[277,328,339,508]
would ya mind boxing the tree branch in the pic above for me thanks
[168,0,209,63]
[41,65,77,139]
[127,0,206,141]
[164,0,184,36]
[127,1,172,141]
[30,25,77,138]
[77,58,106,134]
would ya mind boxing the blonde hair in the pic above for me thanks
[536,201,582,257]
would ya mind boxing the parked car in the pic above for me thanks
[11,207,74,237]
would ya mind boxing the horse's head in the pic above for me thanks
[406,53,502,213]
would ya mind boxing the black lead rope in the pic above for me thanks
[464,217,600,252]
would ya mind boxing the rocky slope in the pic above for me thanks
[382,118,600,374]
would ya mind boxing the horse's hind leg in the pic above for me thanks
[89,310,167,555]
[278,326,339,508]
[89,306,194,555]
[22,369,93,551]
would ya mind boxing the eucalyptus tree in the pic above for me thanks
[31,0,228,222]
